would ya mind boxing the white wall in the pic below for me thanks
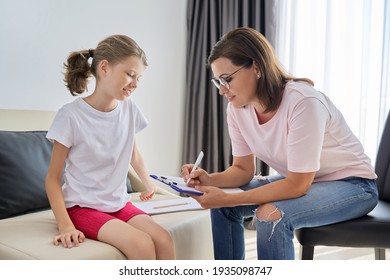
[0,0,187,175]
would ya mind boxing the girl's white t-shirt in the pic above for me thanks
[227,81,377,182]
[46,97,148,212]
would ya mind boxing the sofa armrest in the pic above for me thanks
[127,167,145,192]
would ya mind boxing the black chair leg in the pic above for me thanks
[299,245,314,260]
[375,248,386,260]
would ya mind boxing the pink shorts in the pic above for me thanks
[66,202,147,240]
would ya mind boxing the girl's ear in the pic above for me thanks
[98,59,110,76]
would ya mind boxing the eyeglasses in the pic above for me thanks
[211,61,252,90]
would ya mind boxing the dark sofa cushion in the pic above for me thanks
[0,131,52,219]
[0,130,134,219]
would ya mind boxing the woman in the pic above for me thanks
[181,27,378,260]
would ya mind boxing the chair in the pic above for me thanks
[295,112,390,260]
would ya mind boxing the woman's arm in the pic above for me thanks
[192,171,316,208]
[183,154,256,188]
[130,140,156,200]
[45,141,85,248]
[210,154,256,187]
[229,170,315,204]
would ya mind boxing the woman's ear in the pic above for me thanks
[253,61,262,79]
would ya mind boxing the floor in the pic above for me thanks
[244,229,390,260]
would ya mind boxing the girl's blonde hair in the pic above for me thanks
[64,35,147,95]
[208,27,313,112]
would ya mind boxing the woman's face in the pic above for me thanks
[211,57,259,108]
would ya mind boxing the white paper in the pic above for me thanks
[133,197,204,215]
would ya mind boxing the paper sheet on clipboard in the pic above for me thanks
[150,174,244,196]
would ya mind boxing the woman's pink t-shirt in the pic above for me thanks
[227,81,377,182]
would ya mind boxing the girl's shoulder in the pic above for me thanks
[57,97,83,113]
[122,98,146,116]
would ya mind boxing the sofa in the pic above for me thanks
[0,109,213,260]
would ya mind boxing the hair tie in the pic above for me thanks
[88,48,94,58]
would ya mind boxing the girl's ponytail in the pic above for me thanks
[63,49,94,96]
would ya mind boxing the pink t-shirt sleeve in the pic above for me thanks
[227,104,253,157]
[286,97,329,173]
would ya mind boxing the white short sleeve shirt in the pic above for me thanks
[46,98,148,212]
[227,81,377,181]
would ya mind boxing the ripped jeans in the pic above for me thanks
[210,175,378,260]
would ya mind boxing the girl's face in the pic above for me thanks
[211,57,259,108]
[102,56,146,101]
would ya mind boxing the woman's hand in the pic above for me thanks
[189,185,229,209]
[181,164,211,186]
[54,227,85,248]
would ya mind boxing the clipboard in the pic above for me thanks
[150,174,203,195]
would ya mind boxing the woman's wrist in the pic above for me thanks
[208,173,218,186]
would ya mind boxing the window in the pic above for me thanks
[272,0,389,163]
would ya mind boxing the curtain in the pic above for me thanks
[183,0,268,174]
[269,0,390,164]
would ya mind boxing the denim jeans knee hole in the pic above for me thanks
[256,204,282,222]
[255,206,284,241]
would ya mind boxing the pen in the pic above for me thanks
[186,151,204,184]
[153,202,190,209]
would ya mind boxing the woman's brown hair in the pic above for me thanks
[208,27,313,112]
[64,35,147,96]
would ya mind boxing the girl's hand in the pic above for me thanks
[181,165,211,186]
[54,227,85,248]
[140,189,155,201]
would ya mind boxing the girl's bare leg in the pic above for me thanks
[128,214,176,260]
[97,218,156,259]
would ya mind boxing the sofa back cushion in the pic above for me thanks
[0,130,134,219]
[0,131,52,219]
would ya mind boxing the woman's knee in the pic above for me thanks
[255,204,285,242]
[256,203,282,221]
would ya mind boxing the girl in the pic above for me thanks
[182,27,378,260]
[45,35,175,260]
